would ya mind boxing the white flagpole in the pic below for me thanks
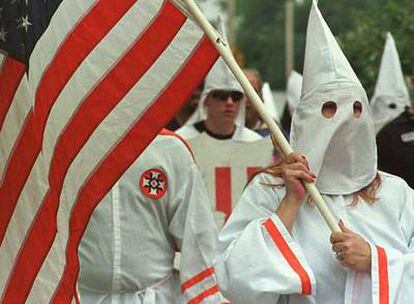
[181,0,340,233]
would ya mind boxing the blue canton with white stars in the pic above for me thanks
[0,0,63,66]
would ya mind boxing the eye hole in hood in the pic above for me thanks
[353,101,363,118]
[322,101,337,119]
[388,103,397,110]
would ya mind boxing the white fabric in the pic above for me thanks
[215,172,414,304]
[176,124,262,142]
[370,33,411,126]
[185,20,245,127]
[290,0,377,195]
[262,82,280,123]
[286,71,303,115]
[78,134,225,303]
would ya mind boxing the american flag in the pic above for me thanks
[0,0,218,303]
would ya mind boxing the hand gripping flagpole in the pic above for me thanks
[181,0,340,233]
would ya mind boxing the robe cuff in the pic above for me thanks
[181,267,229,303]
[370,243,404,304]
[263,215,316,296]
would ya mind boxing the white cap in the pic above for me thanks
[370,32,410,125]
[262,82,280,123]
[185,19,244,126]
[286,71,302,114]
[290,0,377,195]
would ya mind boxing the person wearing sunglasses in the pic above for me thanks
[176,54,262,143]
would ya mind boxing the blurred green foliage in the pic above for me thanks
[340,0,414,96]
[235,0,414,96]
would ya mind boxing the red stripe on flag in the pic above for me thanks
[216,167,232,221]
[377,246,389,304]
[0,57,25,131]
[51,36,219,302]
[181,267,215,293]
[1,3,187,303]
[264,219,312,295]
[188,285,220,304]
[0,0,135,247]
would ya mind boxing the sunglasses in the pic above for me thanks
[210,90,244,102]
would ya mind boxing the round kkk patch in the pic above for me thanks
[139,168,168,199]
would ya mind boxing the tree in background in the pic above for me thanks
[340,0,414,96]
[235,0,413,97]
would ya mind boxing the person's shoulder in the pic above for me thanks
[175,124,200,140]
[152,129,195,160]
[378,111,410,134]
[379,171,413,192]
[379,172,414,214]
[237,126,264,142]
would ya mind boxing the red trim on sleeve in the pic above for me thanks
[187,284,220,304]
[160,128,195,160]
[376,246,389,304]
[181,267,215,293]
[264,218,312,295]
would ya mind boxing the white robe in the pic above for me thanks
[78,133,226,303]
[176,124,262,142]
[215,171,414,304]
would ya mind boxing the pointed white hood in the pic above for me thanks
[262,82,280,123]
[185,20,245,126]
[370,33,411,125]
[290,0,377,195]
[286,71,303,115]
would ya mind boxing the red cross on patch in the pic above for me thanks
[139,168,168,199]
